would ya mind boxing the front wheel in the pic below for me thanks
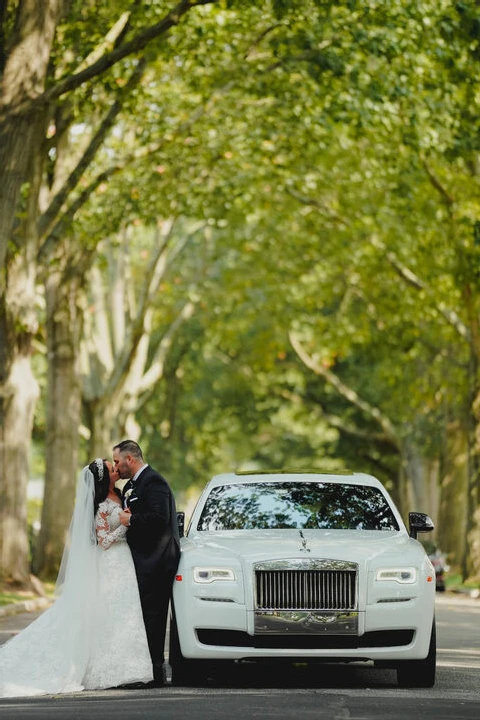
[396,621,436,688]
[169,612,210,686]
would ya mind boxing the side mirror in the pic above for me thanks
[177,511,185,538]
[409,512,434,539]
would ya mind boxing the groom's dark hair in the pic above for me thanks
[113,439,143,460]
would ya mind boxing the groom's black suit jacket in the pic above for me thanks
[122,465,180,588]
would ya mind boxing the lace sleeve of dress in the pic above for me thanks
[95,505,127,550]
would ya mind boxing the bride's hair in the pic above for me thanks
[89,459,110,516]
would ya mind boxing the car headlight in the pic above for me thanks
[193,567,236,583]
[375,567,417,584]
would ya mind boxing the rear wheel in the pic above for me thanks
[396,621,436,688]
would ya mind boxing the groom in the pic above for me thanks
[114,439,180,687]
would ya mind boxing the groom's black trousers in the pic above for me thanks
[137,570,175,678]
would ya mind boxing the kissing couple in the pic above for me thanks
[0,440,180,696]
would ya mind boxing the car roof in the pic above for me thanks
[209,470,386,489]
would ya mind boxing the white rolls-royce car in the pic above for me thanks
[170,471,436,687]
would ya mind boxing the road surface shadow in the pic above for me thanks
[182,660,398,689]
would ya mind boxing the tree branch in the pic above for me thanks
[288,184,470,344]
[42,0,217,104]
[37,165,121,263]
[103,223,193,398]
[369,235,470,340]
[245,23,284,59]
[3,0,217,119]
[38,58,147,243]
[38,57,238,263]
[289,330,400,445]
[279,388,398,446]
[421,157,455,207]
[286,187,350,226]
[139,300,195,393]
[72,12,132,75]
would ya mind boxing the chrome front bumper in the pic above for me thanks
[254,610,359,635]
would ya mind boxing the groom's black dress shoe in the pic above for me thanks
[118,679,166,689]
[145,677,167,688]
[119,668,167,689]
[151,664,168,687]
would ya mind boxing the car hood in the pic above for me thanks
[183,529,422,566]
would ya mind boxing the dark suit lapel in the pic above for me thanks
[134,464,150,490]
[125,466,151,509]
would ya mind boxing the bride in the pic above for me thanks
[0,458,153,696]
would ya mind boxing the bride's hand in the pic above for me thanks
[119,508,132,527]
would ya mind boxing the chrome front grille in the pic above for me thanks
[255,564,358,611]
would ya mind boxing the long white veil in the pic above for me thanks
[55,464,98,598]
[0,465,100,697]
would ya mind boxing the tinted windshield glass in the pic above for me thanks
[197,482,399,531]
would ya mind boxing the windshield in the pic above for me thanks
[196,481,399,531]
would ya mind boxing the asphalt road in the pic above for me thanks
[0,594,479,720]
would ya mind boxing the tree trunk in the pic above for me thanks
[396,447,412,524]
[468,505,480,582]
[438,421,469,573]
[0,254,40,586]
[32,266,83,579]
[0,219,43,591]
[0,352,39,585]
[0,180,42,587]
[0,0,65,587]
[466,404,480,579]
[403,441,440,520]
[463,344,480,579]
[463,269,480,579]
[0,0,64,274]
[86,397,127,460]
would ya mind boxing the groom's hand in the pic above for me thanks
[120,508,132,527]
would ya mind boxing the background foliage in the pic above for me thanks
[0,0,479,585]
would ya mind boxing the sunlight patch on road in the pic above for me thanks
[437,648,480,656]
[437,647,480,669]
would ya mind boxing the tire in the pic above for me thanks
[396,621,436,688]
[169,612,209,687]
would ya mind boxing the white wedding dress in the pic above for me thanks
[0,497,153,697]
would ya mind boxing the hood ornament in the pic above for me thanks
[299,530,311,553]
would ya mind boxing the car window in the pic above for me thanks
[196,482,400,531]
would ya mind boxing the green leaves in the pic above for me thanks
[8,0,480,489]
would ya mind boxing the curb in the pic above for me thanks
[435,591,480,609]
[0,597,52,618]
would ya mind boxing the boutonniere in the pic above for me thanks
[124,488,134,506]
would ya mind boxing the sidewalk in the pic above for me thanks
[0,596,52,618]
[0,598,53,646]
